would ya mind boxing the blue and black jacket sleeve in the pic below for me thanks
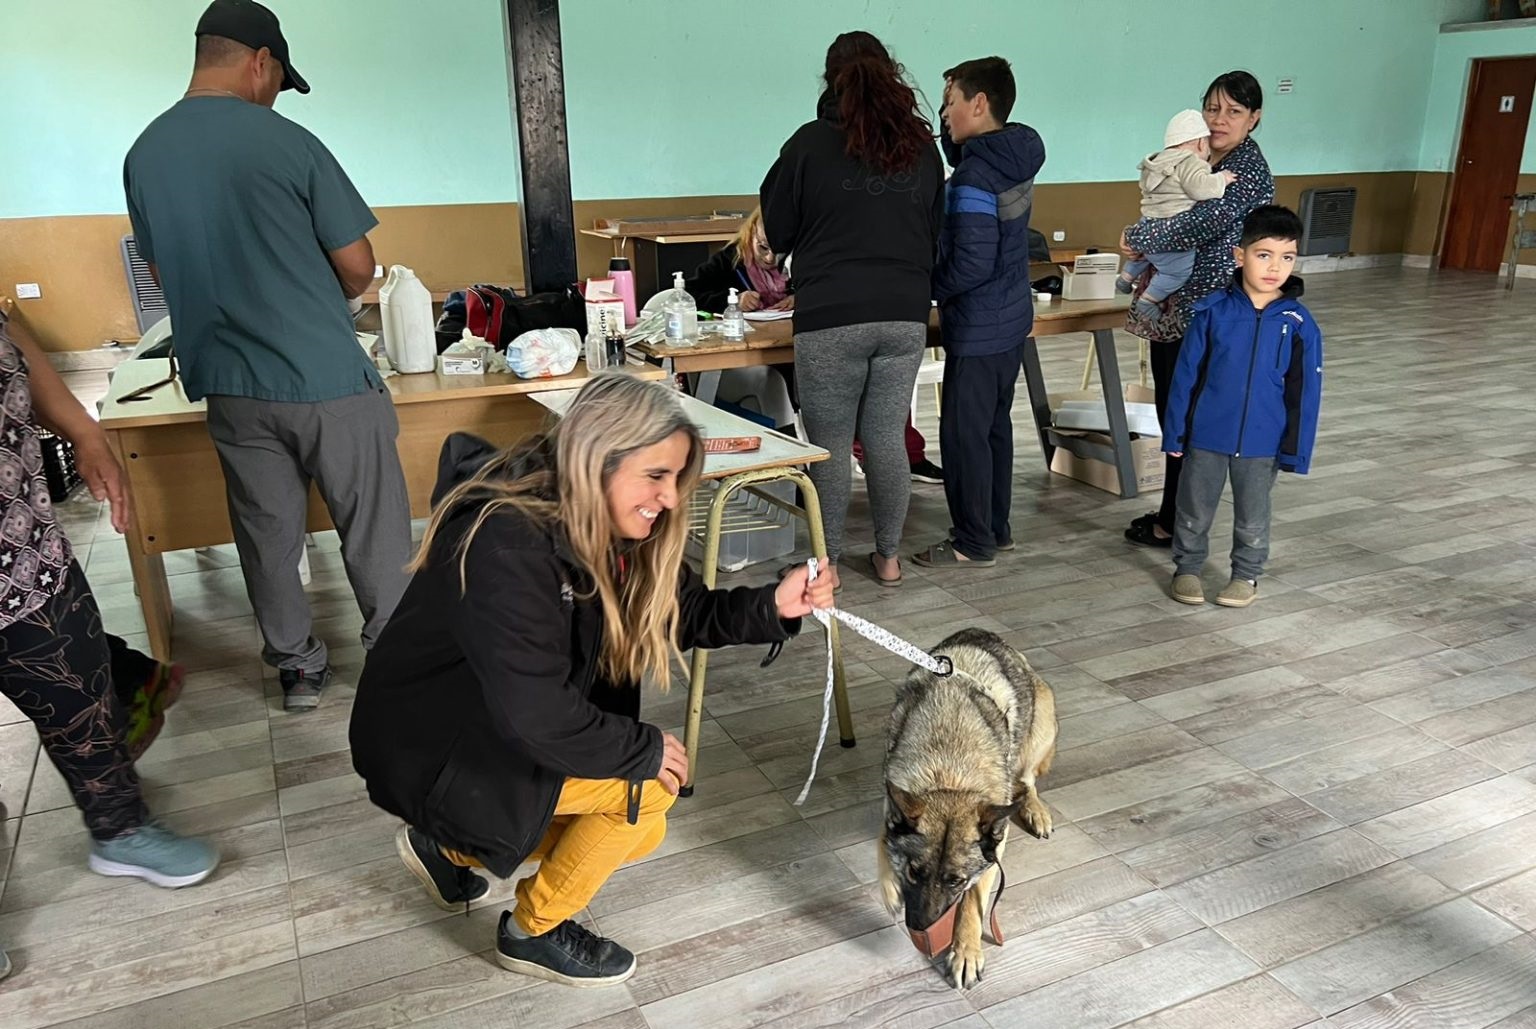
[1278,315,1323,474]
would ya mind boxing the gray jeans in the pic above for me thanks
[206,387,412,672]
[793,321,926,560]
[1172,447,1279,582]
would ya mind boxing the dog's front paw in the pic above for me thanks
[948,934,985,989]
[1020,793,1053,839]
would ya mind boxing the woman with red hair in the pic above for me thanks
[761,31,943,590]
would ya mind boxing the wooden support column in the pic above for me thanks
[503,0,579,293]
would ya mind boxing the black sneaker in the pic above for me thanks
[279,667,331,711]
[1124,519,1173,548]
[910,459,945,484]
[496,913,636,987]
[396,827,490,912]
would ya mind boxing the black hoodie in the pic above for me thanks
[349,433,797,876]
[759,91,944,333]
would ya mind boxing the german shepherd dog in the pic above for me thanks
[877,628,1058,988]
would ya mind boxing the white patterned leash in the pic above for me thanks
[793,557,952,806]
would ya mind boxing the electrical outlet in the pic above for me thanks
[15,283,41,299]
[1051,231,1066,243]
[373,265,384,279]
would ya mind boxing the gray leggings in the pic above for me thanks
[794,321,926,560]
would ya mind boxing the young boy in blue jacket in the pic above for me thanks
[1164,205,1323,607]
[912,57,1046,569]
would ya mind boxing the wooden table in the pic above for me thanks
[1021,295,1141,497]
[533,389,852,794]
[636,296,1142,494]
[99,358,662,661]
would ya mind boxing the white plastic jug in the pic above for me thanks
[378,265,436,373]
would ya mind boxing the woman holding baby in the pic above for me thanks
[1120,70,1275,549]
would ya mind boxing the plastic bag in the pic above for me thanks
[505,327,581,379]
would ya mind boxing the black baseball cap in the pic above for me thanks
[195,0,309,94]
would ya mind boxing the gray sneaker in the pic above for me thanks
[1216,579,1258,608]
[280,667,331,711]
[89,822,219,888]
[1171,574,1205,606]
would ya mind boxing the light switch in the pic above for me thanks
[1052,231,1066,242]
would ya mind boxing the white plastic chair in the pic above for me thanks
[911,348,945,423]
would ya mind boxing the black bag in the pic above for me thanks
[434,283,587,352]
[1028,228,1052,264]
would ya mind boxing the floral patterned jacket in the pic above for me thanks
[1123,136,1275,343]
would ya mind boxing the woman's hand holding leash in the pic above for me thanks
[774,557,836,619]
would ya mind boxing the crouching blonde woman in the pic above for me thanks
[349,374,832,987]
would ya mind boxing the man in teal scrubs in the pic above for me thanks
[123,0,411,711]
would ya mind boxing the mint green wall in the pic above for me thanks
[1,0,1489,219]
[1420,23,1536,173]
[0,0,520,219]
[563,0,1482,198]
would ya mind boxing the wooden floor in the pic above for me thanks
[3,266,1536,1028]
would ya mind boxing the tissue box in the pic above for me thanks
[437,352,485,375]
[1060,253,1122,301]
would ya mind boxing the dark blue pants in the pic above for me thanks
[939,346,1022,560]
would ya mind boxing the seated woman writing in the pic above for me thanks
[685,207,793,313]
[349,373,831,987]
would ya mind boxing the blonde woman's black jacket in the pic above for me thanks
[349,434,798,876]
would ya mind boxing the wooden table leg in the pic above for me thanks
[126,544,173,662]
[1091,327,1139,499]
[106,428,175,661]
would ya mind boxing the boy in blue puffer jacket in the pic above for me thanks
[1164,205,1323,608]
[912,57,1046,569]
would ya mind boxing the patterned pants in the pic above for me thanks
[0,562,146,839]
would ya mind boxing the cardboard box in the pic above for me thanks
[1059,253,1123,301]
[1046,384,1165,496]
[1050,435,1165,496]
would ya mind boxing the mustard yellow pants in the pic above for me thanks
[443,776,675,935]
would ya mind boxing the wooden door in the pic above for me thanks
[1442,56,1536,272]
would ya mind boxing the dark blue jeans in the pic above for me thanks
[939,346,1022,560]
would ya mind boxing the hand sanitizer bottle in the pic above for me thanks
[663,271,699,347]
[722,288,745,342]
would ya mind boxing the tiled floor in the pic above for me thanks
[3,266,1536,1028]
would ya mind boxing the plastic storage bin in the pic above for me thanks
[39,430,81,502]
[685,477,797,573]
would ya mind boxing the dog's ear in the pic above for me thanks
[887,785,926,829]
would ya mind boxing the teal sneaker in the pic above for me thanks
[88,822,219,888]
